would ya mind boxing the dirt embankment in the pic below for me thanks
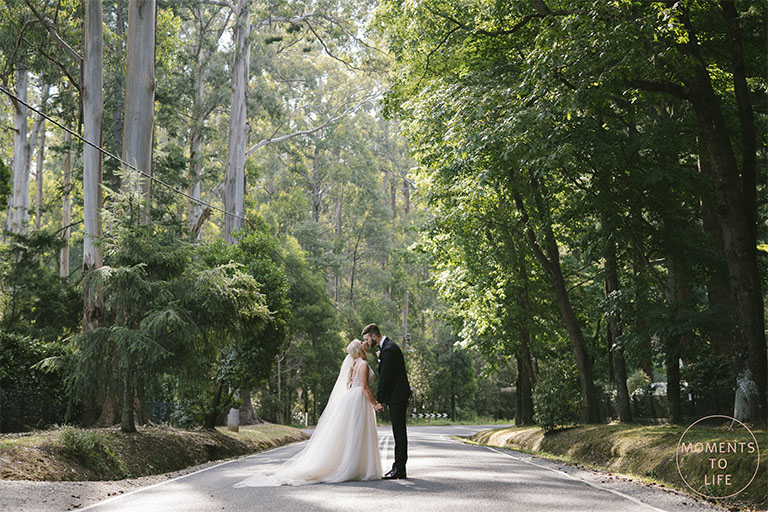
[0,423,308,510]
[0,423,307,481]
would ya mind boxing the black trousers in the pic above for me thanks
[388,399,408,472]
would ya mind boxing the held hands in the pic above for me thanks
[374,402,384,412]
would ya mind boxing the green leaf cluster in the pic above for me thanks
[68,174,274,429]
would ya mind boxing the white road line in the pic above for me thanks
[379,433,393,467]
[83,427,651,511]
[483,447,671,512]
[78,442,303,511]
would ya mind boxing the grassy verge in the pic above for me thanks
[0,423,307,481]
[468,423,766,510]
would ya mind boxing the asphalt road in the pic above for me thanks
[77,425,724,512]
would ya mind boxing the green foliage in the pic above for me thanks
[168,392,241,430]
[68,176,271,429]
[60,425,99,455]
[0,157,9,211]
[151,142,189,208]
[626,369,651,396]
[199,229,290,388]
[373,0,768,428]
[533,359,581,433]
[60,426,102,464]
[0,230,81,342]
[167,399,199,430]
[256,235,343,424]
[473,359,516,420]
[681,354,734,397]
[0,0,629,432]
[429,343,477,419]
[0,330,70,432]
[60,426,128,478]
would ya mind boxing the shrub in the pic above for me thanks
[627,368,652,395]
[60,426,101,458]
[0,331,70,432]
[60,426,127,478]
[533,359,581,432]
[681,354,735,415]
[0,230,81,342]
[681,354,734,394]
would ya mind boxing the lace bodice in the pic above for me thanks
[349,361,374,388]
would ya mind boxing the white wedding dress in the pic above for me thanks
[235,351,382,487]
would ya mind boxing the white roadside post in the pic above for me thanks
[227,387,239,432]
[227,408,240,432]
[298,388,307,427]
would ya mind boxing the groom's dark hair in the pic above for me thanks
[362,323,381,337]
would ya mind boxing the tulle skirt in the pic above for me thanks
[235,385,382,487]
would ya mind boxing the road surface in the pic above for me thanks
[59,425,724,511]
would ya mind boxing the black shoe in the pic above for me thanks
[382,469,407,480]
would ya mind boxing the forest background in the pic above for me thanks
[0,0,765,435]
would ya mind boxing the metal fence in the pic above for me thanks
[146,401,174,424]
[0,387,68,433]
[0,392,178,432]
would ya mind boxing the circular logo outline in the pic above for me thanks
[675,414,760,499]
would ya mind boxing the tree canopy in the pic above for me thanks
[0,0,764,433]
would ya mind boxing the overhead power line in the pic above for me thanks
[0,84,358,325]
[0,84,249,227]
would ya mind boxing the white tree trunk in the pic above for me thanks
[188,5,231,238]
[188,29,205,237]
[122,0,156,216]
[311,138,322,222]
[34,130,45,229]
[34,85,50,229]
[83,0,104,333]
[111,1,126,156]
[226,1,252,433]
[224,0,251,244]
[60,131,72,278]
[7,75,49,233]
[6,71,29,233]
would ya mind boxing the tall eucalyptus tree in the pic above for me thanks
[121,0,156,222]
[82,0,104,333]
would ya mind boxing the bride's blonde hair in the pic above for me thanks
[346,339,364,387]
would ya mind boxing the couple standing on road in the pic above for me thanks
[235,323,411,487]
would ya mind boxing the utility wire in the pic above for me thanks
[0,84,358,325]
[0,84,249,227]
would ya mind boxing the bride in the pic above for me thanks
[235,339,383,486]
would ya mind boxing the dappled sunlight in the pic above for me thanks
[42,426,724,511]
[280,472,648,512]
[220,462,283,482]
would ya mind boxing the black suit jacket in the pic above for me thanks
[376,337,411,405]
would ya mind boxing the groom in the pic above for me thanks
[362,323,411,480]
